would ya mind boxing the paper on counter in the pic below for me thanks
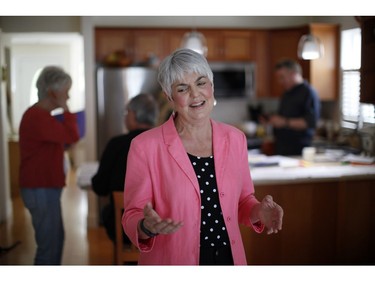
[248,153,300,168]
[341,154,374,164]
[76,161,99,189]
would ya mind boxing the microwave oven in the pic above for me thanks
[209,62,255,99]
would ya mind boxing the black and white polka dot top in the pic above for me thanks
[188,153,230,248]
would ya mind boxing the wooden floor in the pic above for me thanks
[0,169,114,265]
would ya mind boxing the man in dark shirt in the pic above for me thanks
[91,93,159,243]
[269,59,320,156]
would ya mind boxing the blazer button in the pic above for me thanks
[226,216,231,222]
[220,192,225,197]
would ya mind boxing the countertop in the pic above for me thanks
[249,154,375,185]
[251,164,375,185]
[77,154,375,189]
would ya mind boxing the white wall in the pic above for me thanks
[0,29,11,222]
[4,33,85,136]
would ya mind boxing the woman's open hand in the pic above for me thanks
[258,195,284,234]
[138,202,184,239]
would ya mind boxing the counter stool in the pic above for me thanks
[113,191,139,265]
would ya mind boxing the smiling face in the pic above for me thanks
[170,72,214,124]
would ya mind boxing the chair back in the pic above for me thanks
[113,191,139,265]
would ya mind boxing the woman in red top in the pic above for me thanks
[19,66,79,265]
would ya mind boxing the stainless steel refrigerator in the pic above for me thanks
[96,66,161,157]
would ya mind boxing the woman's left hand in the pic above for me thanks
[258,195,284,234]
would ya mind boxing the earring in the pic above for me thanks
[213,99,217,106]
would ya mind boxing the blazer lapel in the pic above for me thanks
[162,116,200,195]
[211,119,229,188]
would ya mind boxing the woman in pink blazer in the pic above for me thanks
[123,49,283,265]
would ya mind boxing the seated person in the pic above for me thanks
[91,93,159,244]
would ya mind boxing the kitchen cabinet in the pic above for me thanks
[95,28,133,63]
[95,28,200,65]
[253,30,270,98]
[309,23,340,101]
[164,29,189,57]
[203,29,256,61]
[267,27,304,98]
[267,24,339,101]
[95,28,258,64]
[359,17,375,104]
[132,29,166,63]
[95,25,338,100]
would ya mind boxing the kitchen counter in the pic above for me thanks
[77,157,375,264]
[77,155,375,189]
[251,163,375,185]
[248,153,375,184]
[77,155,375,233]
[243,154,375,265]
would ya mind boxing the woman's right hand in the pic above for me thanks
[138,202,184,239]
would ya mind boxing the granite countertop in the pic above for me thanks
[249,154,375,185]
[76,154,375,189]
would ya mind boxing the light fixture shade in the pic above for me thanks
[181,31,208,57]
[297,34,324,60]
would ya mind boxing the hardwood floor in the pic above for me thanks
[0,169,114,265]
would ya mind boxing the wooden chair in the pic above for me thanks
[112,191,139,265]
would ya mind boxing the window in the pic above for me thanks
[341,28,375,128]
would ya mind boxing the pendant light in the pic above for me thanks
[181,30,208,57]
[297,34,324,60]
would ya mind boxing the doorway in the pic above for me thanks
[0,32,85,222]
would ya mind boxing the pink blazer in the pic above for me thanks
[122,115,263,265]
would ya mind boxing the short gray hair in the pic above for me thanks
[157,48,213,98]
[127,93,159,126]
[275,59,303,75]
[36,66,72,100]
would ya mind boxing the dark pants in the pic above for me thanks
[199,246,234,265]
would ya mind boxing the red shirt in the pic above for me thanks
[19,106,80,188]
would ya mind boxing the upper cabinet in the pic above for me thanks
[359,17,375,104]
[95,25,339,100]
[95,28,133,64]
[203,30,257,61]
[132,30,166,63]
[309,23,340,101]
[95,28,192,66]
[267,27,305,99]
[266,23,340,101]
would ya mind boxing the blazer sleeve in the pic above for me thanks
[122,139,156,251]
[237,132,264,233]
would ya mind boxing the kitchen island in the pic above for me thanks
[77,155,375,265]
[243,159,375,265]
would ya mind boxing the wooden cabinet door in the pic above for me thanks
[133,29,166,64]
[95,28,133,63]
[203,29,255,62]
[268,28,305,97]
[310,23,340,101]
[254,30,270,98]
[164,29,189,59]
[222,30,256,61]
[203,30,223,61]
[268,24,339,100]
